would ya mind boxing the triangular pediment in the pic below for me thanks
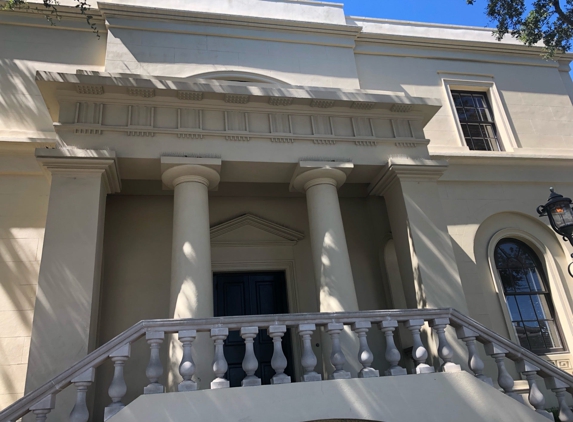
[210,214,304,247]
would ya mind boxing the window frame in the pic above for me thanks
[487,228,570,356]
[442,78,518,152]
[494,238,565,354]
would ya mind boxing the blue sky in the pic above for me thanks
[342,0,493,27]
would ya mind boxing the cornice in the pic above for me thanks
[99,2,361,38]
[368,157,448,197]
[0,6,106,32]
[35,148,121,193]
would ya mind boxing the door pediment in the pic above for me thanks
[210,214,304,247]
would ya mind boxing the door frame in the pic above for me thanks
[212,260,301,381]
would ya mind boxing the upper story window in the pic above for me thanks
[451,90,501,151]
[494,238,564,354]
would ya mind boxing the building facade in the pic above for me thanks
[1,0,573,421]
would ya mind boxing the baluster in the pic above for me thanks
[405,319,434,374]
[70,368,95,422]
[545,377,573,422]
[211,327,230,389]
[30,394,55,422]
[104,343,131,421]
[144,331,165,394]
[241,327,261,386]
[269,325,291,384]
[517,360,552,420]
[429,318,461,373]
[378,319,406,376]
[178,330,197,392]
[352,321,379,378]
[455,326,492,385]
[326,323,351,380]
[484,343,522,403]
[298,323,322,382]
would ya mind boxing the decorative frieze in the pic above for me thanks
[76,85,104,95]
[269,97,293,106]
[177,91,203,101]
[224,94,249,104]
[310,99,335,108]
[58,101,426,146]
[127,88,155,98]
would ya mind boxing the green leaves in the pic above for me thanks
[468,0,573,57]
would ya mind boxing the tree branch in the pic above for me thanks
[552,0,573,27]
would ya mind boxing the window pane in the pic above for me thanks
[465,108,479,122]
[452,93,463,107]
[512,270,531,292]
[456,107,467,120]
[542,320,563,349]
[513,322,530,349]
[524,321,545,350]
[499,269,514,292]
[530,295,550,320]
[516,295,536,320]
[481,124,497,139]
[461,95,475,108]
[527,269,544,292]
[467,124,482,138]
[506,296,521,321]
[473,95,486,108]
[470,139,489,151]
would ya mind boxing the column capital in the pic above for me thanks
[368,157,448,197]
[35,148,121,194]
[161,157,221,190]
[290,161,353,193]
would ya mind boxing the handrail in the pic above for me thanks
[1,307,572,421]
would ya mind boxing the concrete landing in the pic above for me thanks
[109,372,550,422]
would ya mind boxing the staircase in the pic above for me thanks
[2,308,573,422]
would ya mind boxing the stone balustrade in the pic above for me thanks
[2,308,573,422]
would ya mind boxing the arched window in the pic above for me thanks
[494,238,564,353]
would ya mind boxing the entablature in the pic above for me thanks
[36,71,440,148]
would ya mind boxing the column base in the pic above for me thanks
[416,364,435,374]
[242,376,262,387]
[271,374,291,384]
[385,367,407,376]
[301,372,322,382]
[330,370,351,380]
[144,383,165,394]
[178,380,198,392]
[211,379,230,389]
[104,403,125,421]
[359,368,380,378]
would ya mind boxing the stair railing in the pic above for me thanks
[1,307,572,422]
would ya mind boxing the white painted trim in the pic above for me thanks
[442,78,519,152]
[487,228,573,356]
[211,260,302,380]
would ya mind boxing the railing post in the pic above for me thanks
[429,318,461,373]
[241,327,261,386]
[30,394,55,422]
[405,319,434,374]
[517,360,552,420]
[297,323,322,382]
[211,328,230,389]
[269,325,291,384]
[104,343,131,421]
[545,377,573,422]
[178,330,197,392]
[326,323,351,380]
[69,368,95,422]
[484,343,522,403]
[455,326,492,385]
[144,331,165,394]
[379,320,406,376]
[352,321,379,378]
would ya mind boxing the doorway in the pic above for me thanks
[213,271,294,386]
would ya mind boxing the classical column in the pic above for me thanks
[291,162,361,375]
[25,149,120,422]
[161,157,220,390]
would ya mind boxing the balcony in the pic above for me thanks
[2,308,573,422]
